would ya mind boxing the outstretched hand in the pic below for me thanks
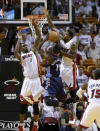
[28,17,39,25]
[43,7,49,16]
[17,31,22,39]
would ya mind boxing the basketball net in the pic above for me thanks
[26,15,47,37]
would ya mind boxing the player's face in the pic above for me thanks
[79,44,84,51]
[64,33,71,42]
[20,44,28,52]
[70,44,77,53]
[42,26,48,35]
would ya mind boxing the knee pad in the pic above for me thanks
[33,104,39,115]
[20,104,28,114]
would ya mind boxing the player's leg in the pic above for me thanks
[77,126,82,131]
[32,103,39,131]
[20,78,34,105]
[95,105,100,131]
[19,104,28,131]
[77,104,95,131]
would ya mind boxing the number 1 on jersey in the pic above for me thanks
[91,89,100,98]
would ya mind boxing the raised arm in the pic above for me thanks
[60,40,77,59]
[76,82,88,98]
[37,34,49,51]
[30,19,41,52]
[43,8,56,31]
[60,39,74,50]
[14,31,22,60]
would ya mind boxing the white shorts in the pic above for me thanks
[80,102,100,128]
[60,64,73,87]
[20,77,44,104]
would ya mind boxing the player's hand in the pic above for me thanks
[43,7,49,16]
[29,17,39,25]
[17,31,22,39]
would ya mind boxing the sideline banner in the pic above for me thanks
[0,56,23,112]
[0,56,33,130]
[0,112,32,131]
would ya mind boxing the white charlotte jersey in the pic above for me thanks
[21,51,39,78]
[87,79,100,103]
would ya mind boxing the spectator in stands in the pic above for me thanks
[74,0,83,5]
[1,25,17,55]
[92,5,98,18]
[96,1,100,22]
[77,44,87,60]
[40,99,59,131]
[79,28,92,47]
[31,3,44,15]
[87,41,100,62]
[74,22,82,34]
[75,2,82,17]
[76,102,84,124]
[94,28,100,48]
[55,0,67,17]
[86,0,96,7]
[96,58,100,69]
[60,105,76,131]
[70,27,79,45]
[79,0,92,17]
[82,18,93,34]
[77,68,88,88]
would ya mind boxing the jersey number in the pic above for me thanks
[91,89,100,98]
[30,58,32,62]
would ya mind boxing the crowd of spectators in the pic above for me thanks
[0,0,100,131]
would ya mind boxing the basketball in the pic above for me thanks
[48,31,59,42]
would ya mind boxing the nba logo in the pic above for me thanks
[0,9,4,18]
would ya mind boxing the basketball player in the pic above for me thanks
[43,8,78,96]
[44,44,66,101]
[14,19,44,131]
[76,68,100,131]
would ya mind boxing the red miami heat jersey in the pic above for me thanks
[87,79,100,103]
[21,51,39,78]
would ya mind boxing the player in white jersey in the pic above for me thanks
[60,40,78,92]
[76,68,100,131]
[43,8,78,95]
[14,19,44,131]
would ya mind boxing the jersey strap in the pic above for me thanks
[72,61,77,90]
[36,55,42,83]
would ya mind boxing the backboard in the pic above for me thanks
[0,0,73,25]
[21,0,73,24]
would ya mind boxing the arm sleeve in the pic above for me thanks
[59,39,74,50]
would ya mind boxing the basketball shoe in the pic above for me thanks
[32,125,38,131]
[18,125,24,131]
[32,122,38,131]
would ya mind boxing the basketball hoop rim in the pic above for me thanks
[26,15,47,24]
[26,14,46,19]
[17,26,29,31]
